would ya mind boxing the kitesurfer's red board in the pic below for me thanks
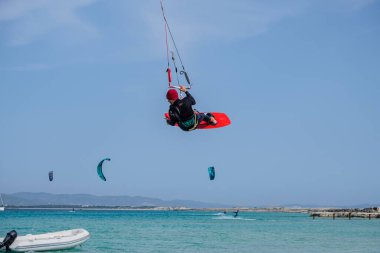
[165,112,231,129]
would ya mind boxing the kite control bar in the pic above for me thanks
[167,51,192,90]
[166,67,191,90]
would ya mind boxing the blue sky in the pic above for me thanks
[0,0,379,207]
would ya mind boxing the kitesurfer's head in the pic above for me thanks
[166,89,178,102]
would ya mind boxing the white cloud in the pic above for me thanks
[138,0,377,58]
[0,0,98,46]
[1,0,375,60]
[139,0,309,53]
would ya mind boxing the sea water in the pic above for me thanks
[1,210,379,253]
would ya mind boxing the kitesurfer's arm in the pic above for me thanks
[180,86,196,105]
[166,119,175,126]
[167,106,180,126]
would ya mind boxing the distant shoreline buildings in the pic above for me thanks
[3,205,380,219]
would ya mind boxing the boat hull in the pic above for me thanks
[1,228,90,252]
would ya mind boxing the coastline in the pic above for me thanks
[3,206,380,218]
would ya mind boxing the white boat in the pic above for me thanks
[0,229,90,252]
[0,194,4,211]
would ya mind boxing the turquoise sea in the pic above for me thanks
[1,210,379,253]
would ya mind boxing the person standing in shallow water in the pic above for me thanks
[166,86,217,131]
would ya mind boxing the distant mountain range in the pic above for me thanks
[0,192,231,208]
[1,193,378,209]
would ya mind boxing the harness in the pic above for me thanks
[179,113,198,131]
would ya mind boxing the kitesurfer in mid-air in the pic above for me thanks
[166,86,217,131]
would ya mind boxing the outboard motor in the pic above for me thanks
[0,230,17,251]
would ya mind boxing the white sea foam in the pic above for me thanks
[212,216,256,221]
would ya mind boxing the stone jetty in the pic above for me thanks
[309,207,380,219]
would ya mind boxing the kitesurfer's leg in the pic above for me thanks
[206,113,217,125]
[196,112,205,123]
[197,113,217,125]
